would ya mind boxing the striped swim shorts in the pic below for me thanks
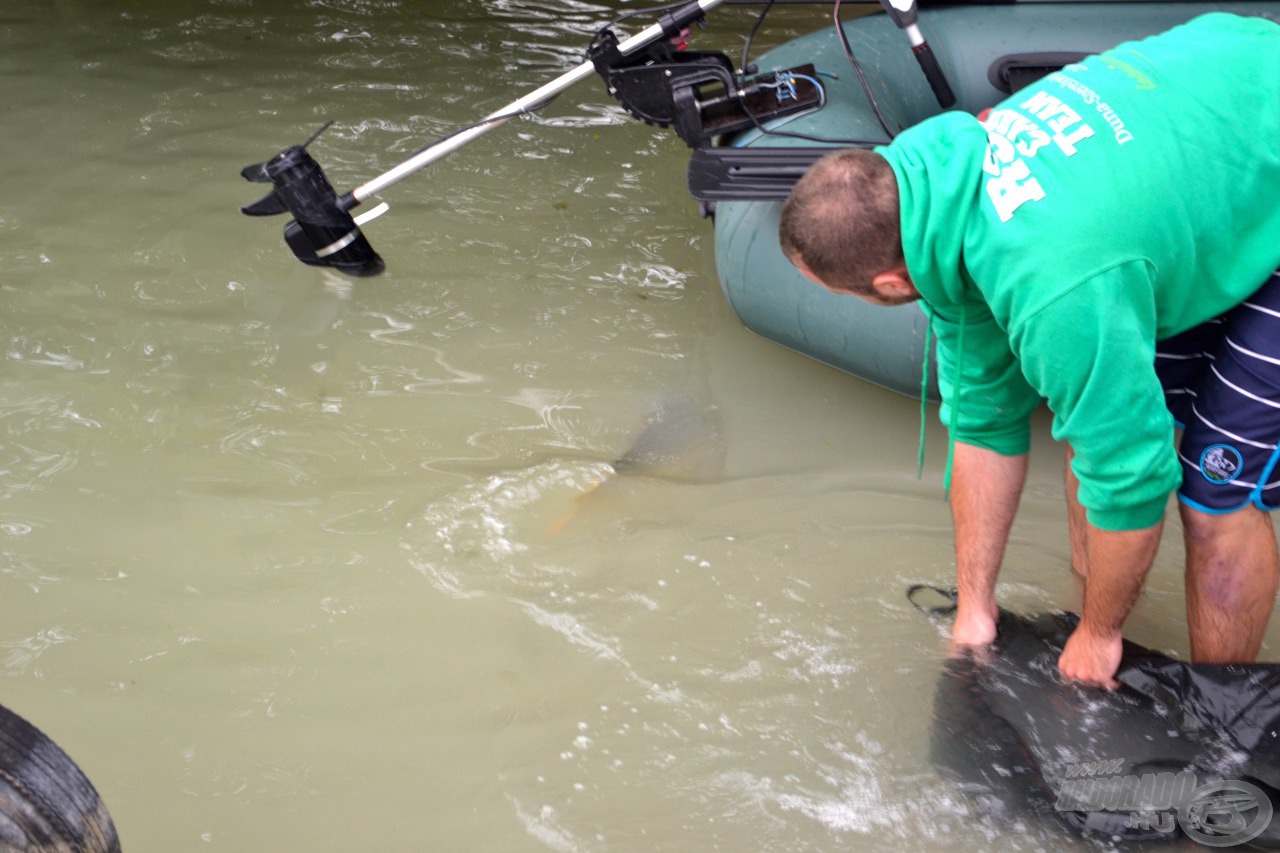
[1155,271,1280,513]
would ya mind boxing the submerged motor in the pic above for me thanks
[241,135,384,277]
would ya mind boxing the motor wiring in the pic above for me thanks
[833,0,897,140]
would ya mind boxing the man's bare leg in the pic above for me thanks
[1181,503,1279,662]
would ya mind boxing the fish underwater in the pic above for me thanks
[548,392,723,534]
[914,586,1280,847]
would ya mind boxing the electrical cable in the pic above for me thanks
[741,0,776,73]
[736,71,890,146]
[833,0,897,140]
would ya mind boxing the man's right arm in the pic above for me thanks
[921,295,1039,646]
[950,441,1029,647]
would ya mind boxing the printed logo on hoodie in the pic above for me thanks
[981,88,1098,223]
[981,57,1145,226]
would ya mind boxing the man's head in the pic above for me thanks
[778,148,917,306]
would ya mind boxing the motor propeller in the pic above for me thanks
[240,122,385,277]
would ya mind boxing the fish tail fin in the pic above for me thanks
[547,478,607,535]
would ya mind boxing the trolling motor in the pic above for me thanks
[238,0,960,274]
[241,123,386,277]
[240,0,736,276]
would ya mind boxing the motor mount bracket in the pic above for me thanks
[590,29,821,148]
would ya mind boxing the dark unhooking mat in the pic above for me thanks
[915,587,1280,847]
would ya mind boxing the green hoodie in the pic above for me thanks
[879,12,1280,531]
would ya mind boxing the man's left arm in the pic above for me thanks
[1058,521,1163,686]
[1012,260,1180,686]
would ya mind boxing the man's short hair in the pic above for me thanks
[778,148,904,296]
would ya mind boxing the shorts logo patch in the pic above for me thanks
[1200,444,1243,484]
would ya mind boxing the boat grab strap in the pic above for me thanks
[988,52,1091,94]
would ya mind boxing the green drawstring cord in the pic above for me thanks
[917,303,967,500]
[943,301,968,499]
[917,317,934,480]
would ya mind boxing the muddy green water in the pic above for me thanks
[0,1,1265,850]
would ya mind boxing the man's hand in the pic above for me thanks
[1057,521,1162,689]
[949,604,997,652]
[1058,625,1122,689]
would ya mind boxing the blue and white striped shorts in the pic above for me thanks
[1155,272,1280,514]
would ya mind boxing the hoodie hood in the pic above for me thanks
[877,113,989,315]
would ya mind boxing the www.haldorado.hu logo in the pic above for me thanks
[1055,761,1274,846]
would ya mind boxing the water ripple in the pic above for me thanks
[3,625,76,674]
[403,459,613,600]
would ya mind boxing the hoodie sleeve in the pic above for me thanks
[927,299,1042,456]
[1010,258,1179,531]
